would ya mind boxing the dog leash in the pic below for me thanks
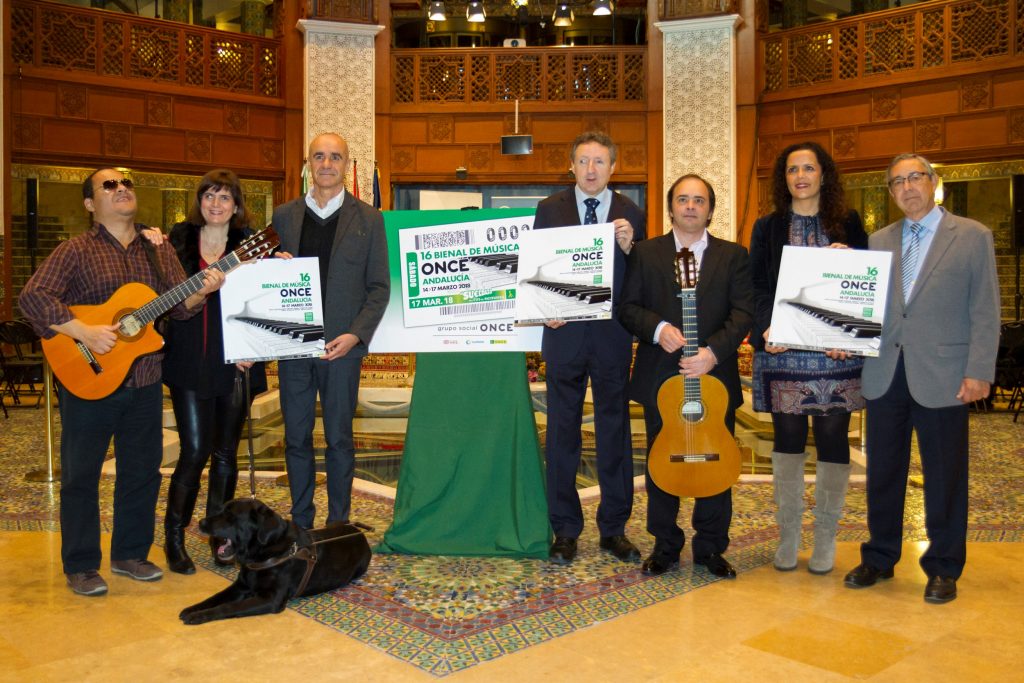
[243,366,256,499]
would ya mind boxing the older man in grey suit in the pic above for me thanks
[843,153,1000,604]
[273,132,390,528]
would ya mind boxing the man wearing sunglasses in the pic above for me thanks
[844,153,1000,604]
[20,168,225,597]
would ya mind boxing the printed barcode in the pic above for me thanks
[416,230,472,250]
[439,300,515,316]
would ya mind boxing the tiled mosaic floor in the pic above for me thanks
[2,406,1022,676]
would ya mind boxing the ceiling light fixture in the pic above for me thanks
[427,0,447,21]
[553,2,573,26]
[592,0,612,15]
[467,0,486,22]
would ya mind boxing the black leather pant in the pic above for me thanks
[168,379,248,495]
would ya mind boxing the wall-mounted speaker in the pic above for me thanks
[26,178,38,251]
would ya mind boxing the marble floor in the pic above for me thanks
[2,531,1022,682]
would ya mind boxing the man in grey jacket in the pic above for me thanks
[273,133,390,528]
[843,153,1000,604]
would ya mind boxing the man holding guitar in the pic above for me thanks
[619,174,753,578]
[20,168,225,597]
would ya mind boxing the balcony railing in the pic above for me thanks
[9,0,281,99]
[392,46,646,106]
[758,0,1024,99]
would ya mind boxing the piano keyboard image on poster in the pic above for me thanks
[767,245,892,357]
[514,222,615,325]
[219,257,326,363]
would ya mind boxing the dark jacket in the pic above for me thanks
[161,221,268,398]
[748,210,867,351]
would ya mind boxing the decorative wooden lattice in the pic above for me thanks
[760,0,1024,97]
[40,11,97,72]
[10,0,280,100]
[763,39,783,92]
[864,15,915,75]
[495,55,542,101]
[950,0,1010,62]
[921,8,946,68]
[419,55,466,103]
[394,56,416,103]
[470,54,491,102]
[787,31,833,86]
[393,48,645,106]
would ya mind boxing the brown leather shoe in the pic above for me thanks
[924,575,957,604]
[599,535,641,562]
[843,563,894,588]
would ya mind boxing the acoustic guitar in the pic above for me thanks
[42,227,279,400]
[648,248,741,498]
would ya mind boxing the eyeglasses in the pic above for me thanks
[888,171,930,191]
[97,178,134,192]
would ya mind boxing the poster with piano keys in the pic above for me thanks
[768,245,893,357]
[218,257,326,362]
[513,223,616,324]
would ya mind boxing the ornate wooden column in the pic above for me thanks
[656,14,741,241]
[296,19,384,200]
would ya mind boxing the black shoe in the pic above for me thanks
[549,537,578,565]
[843,563,894,588]
[924,575,957,604]
[641,552,680,576]
[599,535,641,562]
[695,553,737,579]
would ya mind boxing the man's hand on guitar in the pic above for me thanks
[183,268,226,309]
[657,324,685,353]
[53,319,120,355]
[679,347,716,378]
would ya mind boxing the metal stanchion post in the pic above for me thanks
[25,361,60,483]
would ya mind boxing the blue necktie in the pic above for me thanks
[583,198,599,225]
[902,222,922,301]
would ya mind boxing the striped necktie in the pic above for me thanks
[583,198,599,225]
[902,222,922,301]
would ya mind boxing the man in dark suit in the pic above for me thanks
[272,132,390,528]
[619,174,753,578]
[844,153,999,604]
[537,131,646,564]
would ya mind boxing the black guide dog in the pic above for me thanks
[179,498,372,625]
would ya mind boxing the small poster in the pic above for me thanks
[514,223,615,324]
[768,245,892,357]
[219,257,325,362]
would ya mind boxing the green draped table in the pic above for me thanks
[377,352,550,557]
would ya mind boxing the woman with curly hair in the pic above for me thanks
[749,142,868,575]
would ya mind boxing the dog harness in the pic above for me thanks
[244,522,371,596]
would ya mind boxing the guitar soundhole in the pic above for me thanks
[117,311,143,339]
[679,400,705,423]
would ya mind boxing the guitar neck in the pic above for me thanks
[133,251,241,326]
[679,287,701,396]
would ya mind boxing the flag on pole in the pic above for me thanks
[352,159,360,200]
[372,162,382,210]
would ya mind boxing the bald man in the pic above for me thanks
[272,133,390,528]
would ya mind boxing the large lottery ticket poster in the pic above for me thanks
[369,209,543,353]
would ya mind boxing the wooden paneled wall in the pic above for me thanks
[386,111,649,185]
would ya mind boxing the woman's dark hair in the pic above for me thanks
[187,168,253,230]
[771,141,847,243]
